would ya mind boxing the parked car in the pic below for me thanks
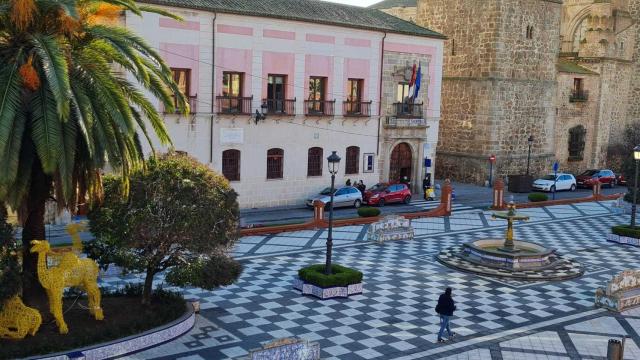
[532,173,576,192]
[576,169,617,188]
[363,183,412,206]
[617,173,627,186]
[306,186,362,209]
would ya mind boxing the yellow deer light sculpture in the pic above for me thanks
[30,240,103,334]
[0,296,42,339]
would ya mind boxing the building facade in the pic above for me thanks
[373,0,640,183]
[129,0,444,208]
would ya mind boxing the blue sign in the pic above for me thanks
[424,158,432,168]
[552,161,559,172]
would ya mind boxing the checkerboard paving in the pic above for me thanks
[106,207,640,360]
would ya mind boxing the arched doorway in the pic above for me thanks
[389,142,412,183]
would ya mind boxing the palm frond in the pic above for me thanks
[30,83,63,173]
[29,34,71,120]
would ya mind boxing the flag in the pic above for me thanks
[408,63,417,87]
[413,62,422,99]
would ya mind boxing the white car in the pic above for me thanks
[532,173,576,192]
[306,186,363,209]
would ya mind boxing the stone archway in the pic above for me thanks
[389,142,413,183]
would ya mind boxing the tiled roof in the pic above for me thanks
[369,0,417,9]
[556,60,599,75]
[137,0,444,38]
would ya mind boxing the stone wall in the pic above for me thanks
[626,0,640,145]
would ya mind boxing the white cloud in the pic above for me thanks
[322,0,381,7]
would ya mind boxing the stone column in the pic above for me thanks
[493,178,505,209]
[313,200,325,223]
[441,179,453,215]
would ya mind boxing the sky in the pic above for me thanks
[325,0,381,7]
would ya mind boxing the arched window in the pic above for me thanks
[572,19,588,52]
[267,148,284,179]
[307,147,323,177]
[568,125,586,161]
[345,146,360,175]
[222,149,241,181]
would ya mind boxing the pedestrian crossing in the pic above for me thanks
[409,199,475,212]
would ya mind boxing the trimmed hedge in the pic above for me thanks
[298,264,363,288]
[612,225,640,239]
[625,191,635,203]
[528,193,549,202]
[358,207,381,217]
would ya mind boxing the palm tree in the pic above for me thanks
[0,0,187,294]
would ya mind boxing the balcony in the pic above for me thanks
[385,117,427,128]
[163,95,198,114]
[343,101,372,117]
[569,90,588,102]
[262,98,296,115]
[216,96,253,115]
[304,100,335,116]
[393,102,423,118]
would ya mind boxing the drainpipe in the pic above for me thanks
[377,32,386,156]
[210,13,217,164]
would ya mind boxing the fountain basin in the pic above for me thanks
[461,239,557,271]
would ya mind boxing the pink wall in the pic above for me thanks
[217,24,253,36]
[262,51,295,99]
[304,55,334,99]
[159,17,200,31]
[344,38,371,48]
[306,33,335,44]
[386,42,437,113]
[263,29,295,40]
[159,43,199,96]
[215,48,253,97]
[343,58,370,99]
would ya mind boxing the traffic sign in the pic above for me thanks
[489,154,496,163]
[552,161,559,172]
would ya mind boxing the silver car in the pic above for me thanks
[306,186,363,209]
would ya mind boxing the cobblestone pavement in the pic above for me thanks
[102,200,640,360]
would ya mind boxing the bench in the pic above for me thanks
[367,215,414,244]
[243,337,320,360]
[595,270,640,312]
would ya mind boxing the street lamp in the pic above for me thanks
[325,151,341,275]
[526,135,534,175]
[631,145,640,228]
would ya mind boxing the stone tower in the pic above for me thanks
[417,0,562,184]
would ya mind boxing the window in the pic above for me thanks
[345,79,364,114]
[308,77,326,113]
[573,78,583,93]
[222,149,240,181]
[451,39,456,56]
[396,83,411,103]
[222,72,243,97]
[526,26,533,39]
[307,147,323,177]
[335,188,348,196]
[171,68,190,107]
[364,153,374,173]
[568,125,586,161]
[267,75,286,113]
[267,148,284,179]
[345,146,360,174]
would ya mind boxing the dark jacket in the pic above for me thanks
[436,294,456,316]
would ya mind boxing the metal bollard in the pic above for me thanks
[607,338,623,360]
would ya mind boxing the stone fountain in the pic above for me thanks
[437,202,584,280]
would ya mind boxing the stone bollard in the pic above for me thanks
[606,338,624,360]
[313,200,325,224]
[441,179,453,215]
[493,178,505,209]
[593,182,602,197]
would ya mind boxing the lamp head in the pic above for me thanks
[528,135,534,145]
[327,151,341,175]
[634,145,640,161]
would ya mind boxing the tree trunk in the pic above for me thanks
[142,269,155,305]
[21,159,51,301]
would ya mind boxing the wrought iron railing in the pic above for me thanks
[393,102,423,118]
[163,95,198,114]
[304,100,335,116]
[216,96,253,115]
[569,90,588,102]
[261,98,296,115]
[343,100,372,117]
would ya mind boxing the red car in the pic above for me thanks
[575,169,617,188]
[364,183,412,206]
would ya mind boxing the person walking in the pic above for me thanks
[435,287,456,343]
[357,180,366,195]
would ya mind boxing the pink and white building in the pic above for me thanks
[129,0,445,208]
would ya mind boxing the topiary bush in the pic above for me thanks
[624,191,635,203]
[528,193,549,202]
[298,264,363,288]
[0,203,20,311]
[358,207,381,217]
[612,225,640,239]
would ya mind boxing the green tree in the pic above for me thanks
[0,203,21,310]
[86,153,242,304]
[0,0,187,293]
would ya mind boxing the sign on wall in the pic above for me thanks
[220,128,244,144]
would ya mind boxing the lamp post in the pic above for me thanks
[631,145,640,228]
[526,135,534,175]
[325,151,341,275]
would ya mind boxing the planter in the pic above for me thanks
[607,233,640,247]
[508,175,533,193]
[292,277,363,300]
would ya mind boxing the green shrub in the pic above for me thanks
[624,191,635,203]
[298,264,363,287]
[528,193,549,202]
[612,225,640,239]
[358,207,381,217]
